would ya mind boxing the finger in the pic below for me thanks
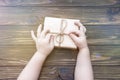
[74,21,82,29]
[50,35,54,46]
[79,30,86,37]
[46,33,51,42]
[37,24,42,37]
[81,25,86,33]
[31,30,37,42]
[41,29,50,38]
[69,33,78,43]
[70,30,86,38]
[79,23,86,33]
[74,21,86,33]
[68,30,80,37]
[77,22,85,33]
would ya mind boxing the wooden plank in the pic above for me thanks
[0,1,119,80]
[0,66,23,80]
[0,0,120,7]
[0,25,120,46]
[39,66,120,80]
[0,45,120,66]
[0,7,120,25]
[0,65,120,80]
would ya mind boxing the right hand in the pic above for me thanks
[31,24,54,57]
[68,22,88,50]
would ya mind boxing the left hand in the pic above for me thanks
[68,22,88,50]
[31,24,54,57]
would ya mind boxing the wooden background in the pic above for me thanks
[0,0,120,80]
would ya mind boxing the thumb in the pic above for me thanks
[69,33,78,43]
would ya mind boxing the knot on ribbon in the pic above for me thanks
[56,19,67,47]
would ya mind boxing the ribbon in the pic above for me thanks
[56,19,67,47]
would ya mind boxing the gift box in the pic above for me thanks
[44,17,79,49]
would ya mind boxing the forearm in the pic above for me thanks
[17,51,47,80]
[75,47,94,80]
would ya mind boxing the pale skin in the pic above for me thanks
[17,22,94,80]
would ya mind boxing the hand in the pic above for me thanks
[31,24,54,57]
[68,22,88,50]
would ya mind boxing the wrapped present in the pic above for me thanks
[44,17,79,49]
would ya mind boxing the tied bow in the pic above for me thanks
[56,19,67,47]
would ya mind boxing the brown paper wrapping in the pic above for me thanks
[44,17,79,49]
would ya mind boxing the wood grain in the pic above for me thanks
[0,0,120,7]
[0,7,120,25]
[0,46,120,66]
[0,65,120,80]
[0,0,120,80]
[0,25,120,46]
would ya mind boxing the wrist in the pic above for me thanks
[81,46,89,50]
[36,50,50,57]
[35,51,48,59]
[78,46,89,53]
[78,44,88,50]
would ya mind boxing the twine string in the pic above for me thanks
[56,19,67,47]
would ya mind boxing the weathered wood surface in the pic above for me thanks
[0,25,120,46]
[0,0,120,7]
[0,7,120,25]
[0,45,120,66]
[0,46,120,80]
[0,65,120,80]
[0,0,120,80]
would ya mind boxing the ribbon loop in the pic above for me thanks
[56,19,67,47]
